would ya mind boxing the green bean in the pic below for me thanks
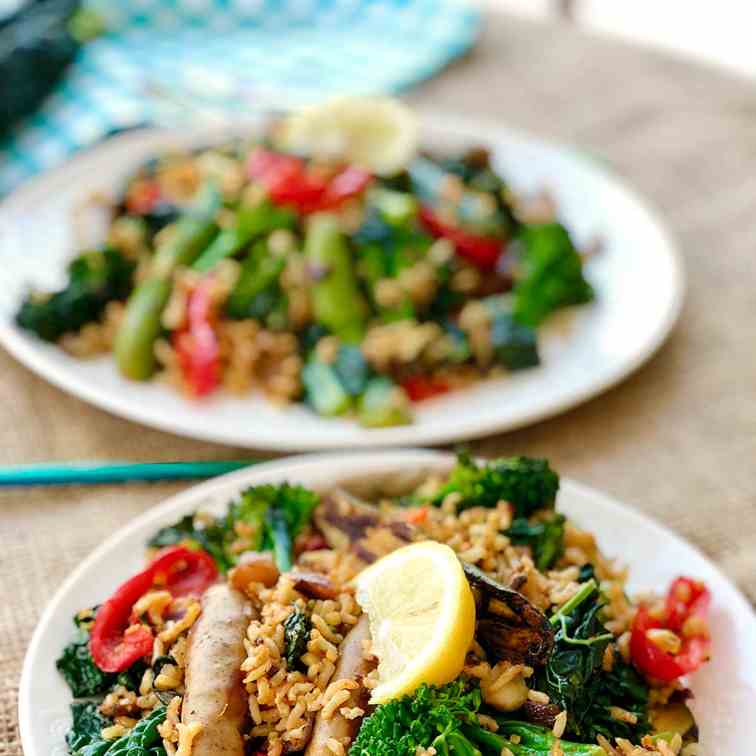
[304,213,366,343]
[114,184,221,381]
[192,201,294,273]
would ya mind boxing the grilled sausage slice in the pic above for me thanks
[181,584,252,756]
[305,614,372,755]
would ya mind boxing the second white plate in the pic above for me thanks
[0,114,683,449]
[19,450,756,756]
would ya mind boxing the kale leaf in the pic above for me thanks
[506,513,566,571]
[66,702,111,755]
[56,612,112,698]
[538,580,650,743]
[427,453,559,518]
[16,248,135,341]
[148,513,231,572]
[71,704,167,756]
[283,609,311,671]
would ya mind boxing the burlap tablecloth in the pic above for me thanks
[3,11,756,753]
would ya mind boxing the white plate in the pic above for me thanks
[19,450,756,756]
[0,115,684,450]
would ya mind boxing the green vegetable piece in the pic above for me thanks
[369,187,418,226]
[487,721,605,755]
[147,513,232,572]
[506,513,566,571]
[302,359,353,417]
[283,609,311,670]
[226,239,286,320]
[113,277,171,380]
[428,453,559,518]
[192,201,294,273]
[114,183,222,380]
[539,580,650,742]
[151,183,222,277]
[305,213,366,342]
[56,623,112,698]
[66,702,112,755]
[333,344,370,396]
[490,311,540,370]
[16,248,135,342]
[512,223,594,328]
[357,377,411,428]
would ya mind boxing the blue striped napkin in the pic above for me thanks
[0,0,479,195]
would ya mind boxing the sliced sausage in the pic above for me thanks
[181,584,252,756]
[305,615,372,755]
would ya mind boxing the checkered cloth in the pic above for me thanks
[0,0,479,195]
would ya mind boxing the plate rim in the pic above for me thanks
[18,449,756,756]
[0,114,686,449]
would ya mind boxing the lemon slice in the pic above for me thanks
[355,541,476,704]
[278,96,419,176]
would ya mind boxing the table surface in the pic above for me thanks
[3,11,756,752]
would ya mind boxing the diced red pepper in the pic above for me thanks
[125,178,161,215]
[401,374,451,402]
[403,507,429,525]
[247,147,371,215]
[419,205,504,270]
[630,576,711,683]
[174,278,221,397]
[90,546,218,672]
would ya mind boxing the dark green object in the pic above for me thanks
[506,513,566,570]
[485,721,604,755]
[56,611,111,698]
[16,248,135,342]
[539,580,650,742]
[283,609,311,671]
[148,512,232,573]
[66,702,111,755]
[513,223,594,327]
[302,358,352,417]
[0,0,81,135]
[226,239,286,320]
[427,453,559,518]
[490,311,540,370]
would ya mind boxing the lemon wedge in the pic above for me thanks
[355,541,476,704]
[277,96,419,176]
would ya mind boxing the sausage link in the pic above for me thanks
[181,584,252,756]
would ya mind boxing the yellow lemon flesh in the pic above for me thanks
[355,541,476,704]
[277,96,419,176]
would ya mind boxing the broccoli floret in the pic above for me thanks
[16,247,135,341]
[512,223,594,327]
[350,680,604,755]
[350,680,484,756]
[428,454,559,518]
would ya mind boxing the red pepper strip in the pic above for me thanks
[90,568,156,673]
[630,577,711,683]
[90,546,218,672]
[400,374,451,402]
[126,178,161,215]
[247,147,371,215]
[419,205,504,270]
[151,545,219,598]
[174,278,221,397]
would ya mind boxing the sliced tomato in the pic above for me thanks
[247,147,371,215]
[174,278,221,397]
[419,205,504,270]
[630,576,711,683]
[401,374,451,402]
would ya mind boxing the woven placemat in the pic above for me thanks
[4,11,756,754]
